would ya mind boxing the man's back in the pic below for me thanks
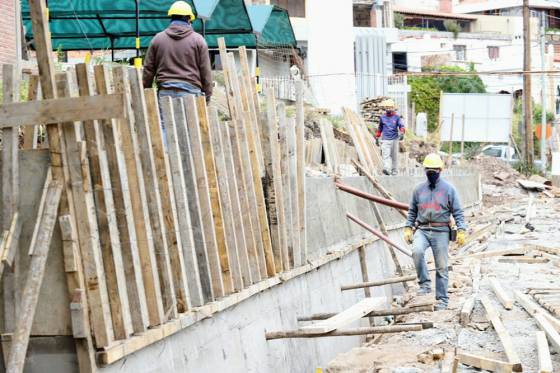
[143,22,212,99]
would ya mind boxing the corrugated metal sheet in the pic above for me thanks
[354,27,389,102]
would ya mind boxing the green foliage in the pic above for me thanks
[394,13,405,29]
[409,66,486,131]
[402,26,438,32]
[532,103,555,123]
[443,20,461,39]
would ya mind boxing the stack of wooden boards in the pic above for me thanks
[0,33,308,373]
[360,96,394,127]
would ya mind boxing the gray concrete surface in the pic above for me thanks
[4,150,480,373]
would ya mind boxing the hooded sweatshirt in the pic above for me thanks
[143,22,212,99]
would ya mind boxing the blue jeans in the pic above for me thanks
[412,229,450,305]
[157,88,202,148]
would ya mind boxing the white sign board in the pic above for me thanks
[440,93,512,142]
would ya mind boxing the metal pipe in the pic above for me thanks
[265,324,426,340]
[297,304,434,322]
[346,213,412,257]
[336,182,409,211]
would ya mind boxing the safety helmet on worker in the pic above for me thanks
[168,1,196,21]
[423,153,444,169]
[381,99,396,109]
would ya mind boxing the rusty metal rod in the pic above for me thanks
[346,213,412,257]
[297,304,434,322]
[265,324,425,340]
[335,182,409,211]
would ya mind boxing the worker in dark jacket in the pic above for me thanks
[143,1,212,103]
[404,153,467,310]
[375,99,405,175]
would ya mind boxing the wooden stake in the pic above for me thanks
[144,88,191,312]
[94,65,150,332]
[171,97,214,302]
[22,75,40,149]
[341,274,416,291]
[295,80,307,264]
[489,278,513,310]
[159,96,205,307]
[113,66,165,326]
[286,118,302,267]
[278,104,294,267]
[536,330,553,373]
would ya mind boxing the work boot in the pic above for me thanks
[391,169,398,176]
[434,302,448,311]
[416,287,431,296]
[383,169,390,175]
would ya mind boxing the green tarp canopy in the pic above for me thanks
[21,1,296,51]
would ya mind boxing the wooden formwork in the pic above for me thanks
[0,18,308,372]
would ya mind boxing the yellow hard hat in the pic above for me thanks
[423,153,444,169]
[168,1,196,20]
[381,99,396,109]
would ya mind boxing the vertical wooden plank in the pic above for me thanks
[1,64,19,336]
[295,80,307,264]
[264,88,288,271]
[228,119,263,282]
[112,66,165,327]
[56,71,114,347]
[75,63,133,339]
[160,96,205,307]
[171,98,214,302]
[217,38,237,120]
[218,122,254,286]
[144,88,191,312]
[94,65,149,333]
[5,183,62,373]
[229,55,276,277]
[195,97,234,294]
[208,107,244,291]
[183,95,225,298]
[278,104,294,267]
[22,75,40,149]
[128,68,177,320]
[286,118,302,267]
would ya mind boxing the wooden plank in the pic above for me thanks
[75,63,133,339]
[264,88,288,271]
[159,96,205,307]
[300,297,385,334]
[238,46,264,174]
[218,122,254,286]
[460,295,476,326]
[228,118,263,282]
[295,80,306,264]
[128,68,177,320]
[0,213,21,269]
[217,38,237,120]
[227,54,275,277]
[56,71,115,347]
[208,106,244,291]
[480,295,522,371]
[0,93,125,128]
[195,96,234,294]
[489,278,514,310]
[112,66,165,326]
[535,313,560,353]
[498,257,549,264]
[145,89,192,313]
[456,352,513,373]
[22,75,40,149]
[462,247,530,259]
[286,118,302,267]
[514,290,560,331]
[278,105,294,268]
[94,65,149,333]
[183,95,225,297]
[5,182,62,373]
[318,118,337,173]
[536,330,553,373]
[1,64,19,336]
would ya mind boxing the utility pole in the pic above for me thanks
[540,12,548,171]
[523,0,534,167]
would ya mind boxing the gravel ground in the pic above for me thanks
[326,183,560,373]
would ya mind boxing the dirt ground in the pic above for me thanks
[326,174,560,373]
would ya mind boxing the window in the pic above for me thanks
[270,0,305,17]
[488,46,500,60]
[453,45,466,61]
[482,147,502,158]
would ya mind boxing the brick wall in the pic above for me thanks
[0,0,17,66]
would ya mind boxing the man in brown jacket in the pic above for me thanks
[143,1,212,103]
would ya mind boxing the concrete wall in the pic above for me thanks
[8,150,481,373]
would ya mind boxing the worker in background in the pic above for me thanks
[403,153,467,311]
[375,99,405,175]
[143,1,212,103]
